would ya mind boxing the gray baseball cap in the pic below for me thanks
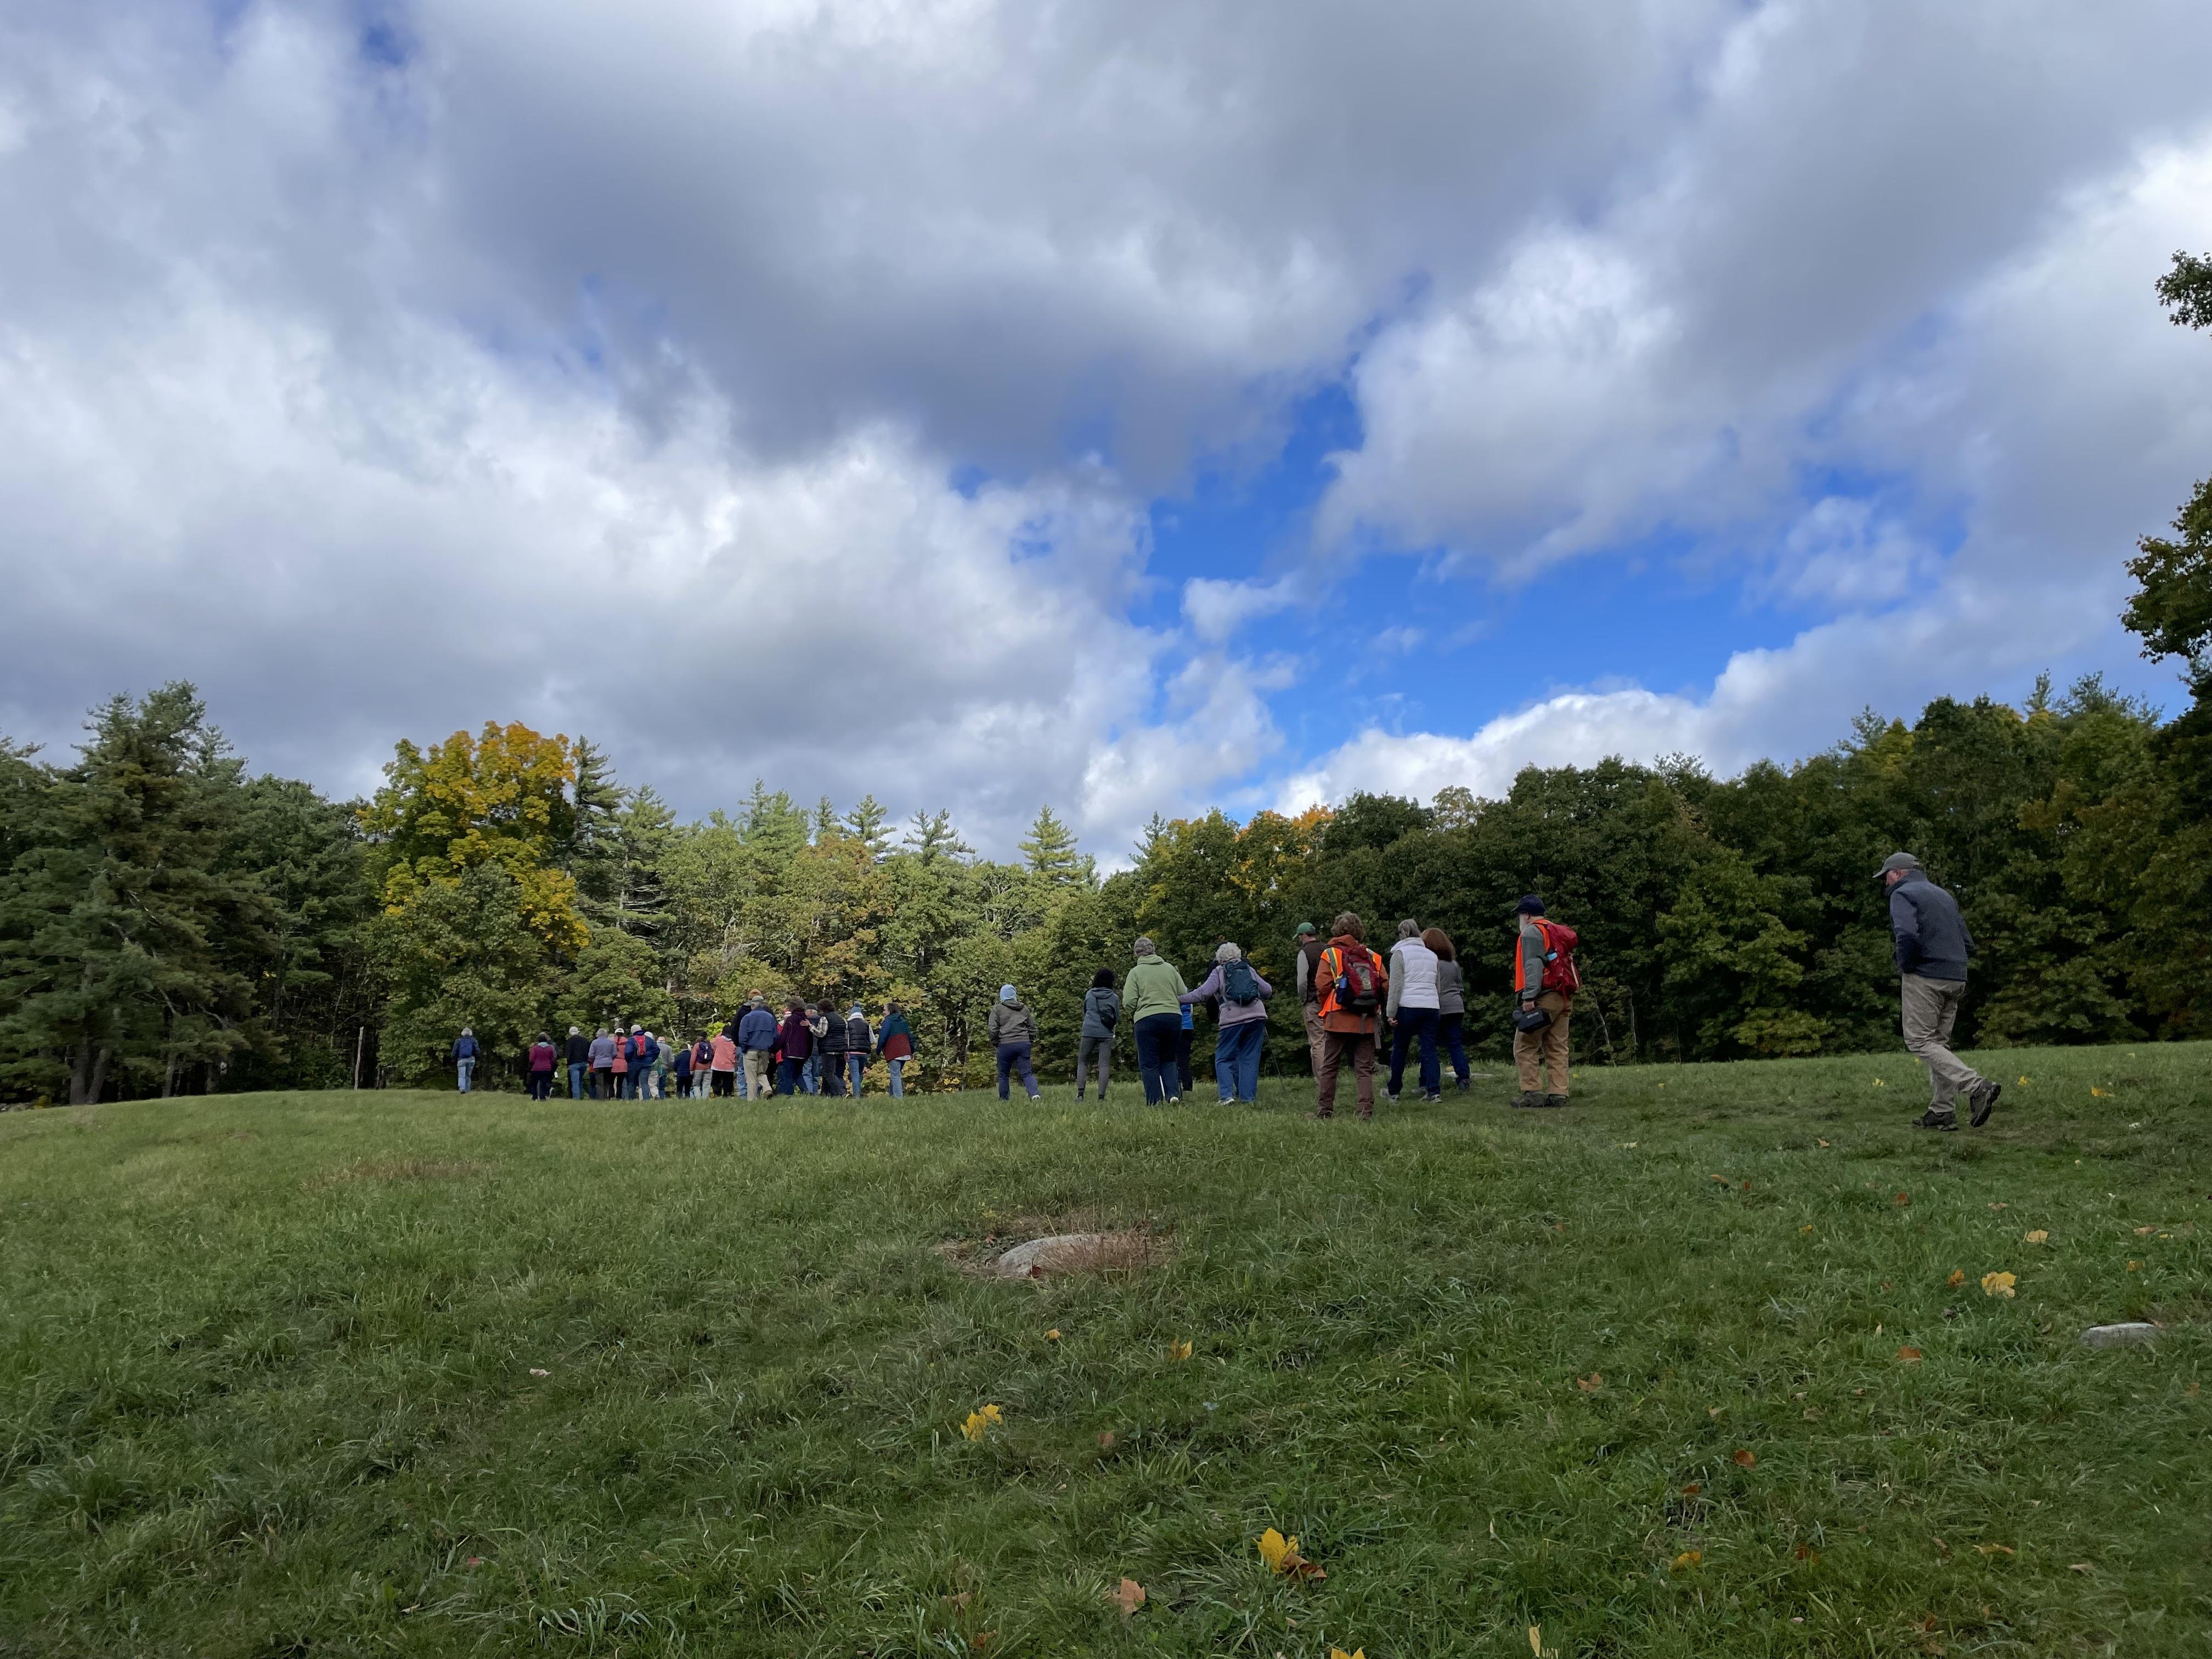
[1876,851,1923,879]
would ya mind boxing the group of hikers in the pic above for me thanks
[448,853,2006,1131]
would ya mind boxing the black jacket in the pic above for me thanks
[1889,876,1974,981]
[565,1033,591,1064]
[844,1015,871,1053]
[817,1014,848,1056]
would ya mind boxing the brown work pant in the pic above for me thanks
[1513,992,1571,1096]
[1302,1003,1327,1077]
[1315,1030,1375,1118]
[1900,973,1984,1108]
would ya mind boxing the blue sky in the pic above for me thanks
[1,0,2208,855]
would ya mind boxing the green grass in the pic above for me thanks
[2,1044,2207,1658]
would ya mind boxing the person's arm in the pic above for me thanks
[1517,922,1546,1002]
[1252,970,1273,1000]
[1889,889,1920,973]
[1386,949,1403,1020]
[1295,950,1310,1001]
[1179,967,1221,1005]
[1959,901,1976,961]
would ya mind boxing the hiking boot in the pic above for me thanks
[1543,1093,1569,1109]
[1422,1091,1443,1103]
[1510,1091,1545,1109]
[1912,1109,1959,1132]
[1968,1079,2002,1127]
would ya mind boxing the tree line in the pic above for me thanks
[2,250,2207,1103]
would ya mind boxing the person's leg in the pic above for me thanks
[1176,1029,1193,1097]
[1213,1029,1235,1102]
[1135,1016,1169,1103]
[456,1058,470,1092]
[1441,1014,1470,1085]
[1095,1038,1110,1098]
[888,1057,905,1097]
[1352,1034,1376,1119]
[1540,995,1571,1100]
[1417,1008,1441,1096]
[1387,1017,1413,1097]
[1304,1004,1328,1080]
[1074,1037,1091,1097]
[1513,1022,1542,1103]
[1014,1042,1040,1100]
[996,1043,1014,1100]
[1237,1019,1264,1101]
[1900,974,1972,1119]
[1315,1030,1344,1117]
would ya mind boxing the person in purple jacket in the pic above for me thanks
[1180,942,1273,1104]
[775,1000,812,1096]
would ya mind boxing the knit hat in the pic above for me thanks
[1515,894,1545,916]
[1876,851,1923,879]
[1132,936,1156,956]
[1292,921,1316,938]
[850,1005,864,1018]
[999,983,1018,1002]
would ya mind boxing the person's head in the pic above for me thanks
[630,1022,643,1034]
[788,998,804,1015]
[1421,927,1455,961]
[1215,941,1243,963]
[1516,894,1545,919]
[1878,850,1923,889]
[1092,966,1117,990]
[568,1025,580,1036]
[1293,922,1317,944]
[596,1026,608,1037]
[461,1025,473,1036]
[1331,911,1363,942]
[1132,935,1156,957]
[887,999,902,1015]
[1397,918,1420,940]
[998,983,1018,1003]
[850,1004,863,1018]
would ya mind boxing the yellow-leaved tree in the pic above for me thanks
[361,723,587,1084]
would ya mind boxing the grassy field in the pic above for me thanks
[1,1043,2206,1658]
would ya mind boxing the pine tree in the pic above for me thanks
[0,685,268,1102]
[814,795,842,842]
[1019,804,1093,886]
[845,794,893,859]
[902,809,973,864]
[565,736,627,923]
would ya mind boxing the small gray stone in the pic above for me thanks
[996,1233,1115,1277]
[2079,1322,2159,1348]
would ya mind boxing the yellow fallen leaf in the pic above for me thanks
[1530,1624,1544,1655]
[1113,1577,1146,1617]
[2134,1226,2157,1235]
[2090,1086,2109,1097]
[2023,1230,2049,1244]
[1946,1269,1966,1286]
[1988,1202,2008,1211]
[2128,1260,2143,1272]
[960,1403,1006,1442]
[1709,1173,1729,1184]
[1256,1527,1296,1573]
[1799,1224,1815,1236]
[2017,1075,2030,1085]
[1045,1329,1062,1341]
[1169,1338,1193,1362]
[1981,1271,2017,1299]
[1896,1346,1922,1363]
[1670,1550,1701,1570]
[1731,1448,1757,1468]
[1329,1650,1365,1659]
[1975,1543,2015,1557]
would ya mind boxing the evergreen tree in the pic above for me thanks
[565,736,627,922]
[902,808,972,863]
[1018,804,1093,886]
[845,793,893,858]
[0,685,268,1102]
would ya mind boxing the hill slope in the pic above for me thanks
[2,1046,2207,1656]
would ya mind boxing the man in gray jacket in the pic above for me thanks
[1881,852,2000,1131]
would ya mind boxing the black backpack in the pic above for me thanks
[1221,958,1260,1004]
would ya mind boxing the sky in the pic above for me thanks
[3,0,2210,861]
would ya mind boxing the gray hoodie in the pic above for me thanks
[988,999,1038,1047]
[1081,985,1122,1041]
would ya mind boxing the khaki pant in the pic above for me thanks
[742,1050,768,1098]
[1513,992,1571,1096]
[1302,1003,1328,1078]
[1316,1030,1376,1118]
[1901,973,1984,1109]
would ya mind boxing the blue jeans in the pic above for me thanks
[1135,1013,1182,1103]
[776,1058,801,1096]
[848,1053,866,1096]
[1439,1013,1469,1084]
[887,1057,905,1097]
[1388,1006,1441,1097]
[997,1042,1039,1099]
[802,1054,820,1094]
[1214,1018,1265,1101]
[456,1057,475,1092]
[567,1062,586,1099]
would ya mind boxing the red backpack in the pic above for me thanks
[1324,943,1384,1015]
[1534,921,1582,993]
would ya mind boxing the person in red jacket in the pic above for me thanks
[1511,894,1577,1108]
[526,1032,557,1099]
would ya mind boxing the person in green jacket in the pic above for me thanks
[1123,936,1189,1104]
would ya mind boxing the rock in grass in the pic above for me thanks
[2080,1322,2159,1348]
[995,1231,1165,1277]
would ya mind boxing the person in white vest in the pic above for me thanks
[1385,918,1443,1103]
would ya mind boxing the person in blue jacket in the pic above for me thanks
[1880,852,2000,1130]
[737,995,780,1099]
[452,1028,480,1092]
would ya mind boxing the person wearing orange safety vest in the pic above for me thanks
[1310,911,1385,1121]
[1510,894,1578,1109]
